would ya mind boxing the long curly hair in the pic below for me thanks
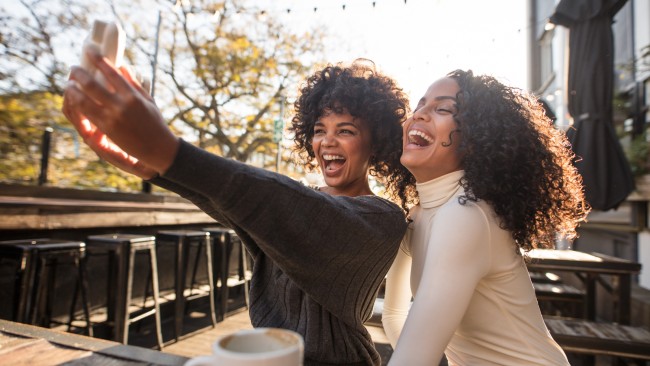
[290,60,417,212]
[447,69,589,251]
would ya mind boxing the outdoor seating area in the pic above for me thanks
[1,0,650,364]
[527,249,650,365]
[0,184,649,366]
[0,225,253,352]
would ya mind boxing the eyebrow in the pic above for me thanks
[417,95,457,105]
[314,121,359,128]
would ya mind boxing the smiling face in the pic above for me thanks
[401,77,464,182]
[311,111,373,197]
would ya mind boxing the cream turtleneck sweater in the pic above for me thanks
[382,170,569,366]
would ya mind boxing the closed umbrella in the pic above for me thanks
[550,0,634,211]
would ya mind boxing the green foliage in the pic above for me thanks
[0,92,143,191]
[0,92,64,184]
[625,132,650,177]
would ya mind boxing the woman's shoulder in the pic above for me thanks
[436,195,492,227]
[354,194,405,214]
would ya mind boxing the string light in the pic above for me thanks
[206,0,537,47]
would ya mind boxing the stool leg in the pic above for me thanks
[204,236,217,327]
[221,240,233,318]
[213,234,227,322]
[44,257,57,328]
[17,251,34,323]
[189,242,202,296]
[68,264,79,332]
[148,247,164,350]
[142,269,151,309]
[76,253,93,337]
[106,249,118,332]
[240,245,250,309]
[31,256,48,326]
[121,246,137,345]
[174,238,187,341]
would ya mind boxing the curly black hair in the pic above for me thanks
[446,69,589,252]
[289,60,417,212]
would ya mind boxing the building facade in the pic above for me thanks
[528,0,650,289]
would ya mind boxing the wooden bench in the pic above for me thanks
[534,282,585,301]
[529,271,563,284]
[534,282,585,318]
[544,316,650,361]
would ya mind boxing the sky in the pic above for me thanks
[3,0,529,107]
[253,0,530,105]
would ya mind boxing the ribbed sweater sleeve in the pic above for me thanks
[151,139,407,327]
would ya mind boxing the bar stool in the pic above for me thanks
[155,230,217,341]
[86,234,163,349]
[0,238,92,336]
[202,227,251,321]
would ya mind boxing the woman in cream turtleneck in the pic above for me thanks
[382,70,589,365]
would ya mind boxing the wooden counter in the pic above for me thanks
[0,184,213,231]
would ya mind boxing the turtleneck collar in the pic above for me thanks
[416,170,464,209]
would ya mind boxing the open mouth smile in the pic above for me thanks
[322,154,346,172]
[407,129,434,147]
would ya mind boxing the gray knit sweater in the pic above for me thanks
[151,140,407,365]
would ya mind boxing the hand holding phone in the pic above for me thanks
[80,20,151,93]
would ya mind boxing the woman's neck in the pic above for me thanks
[319,184,374,197]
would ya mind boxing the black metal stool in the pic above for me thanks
[155,230,217,341]
[0,238,92,336]
[86,234,163,349]
[202,227,251,321]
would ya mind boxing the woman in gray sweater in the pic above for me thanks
[63,51,416,366]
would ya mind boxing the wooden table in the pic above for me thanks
[0,320,188,365]
[526,249,642,324]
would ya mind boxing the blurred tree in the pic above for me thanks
[0,0,95,94]
[123,0,326,164]
[0,91,142,190]
[0,0,328,189]
[0,0,143,190]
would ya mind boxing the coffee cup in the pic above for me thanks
[184,328,304,366]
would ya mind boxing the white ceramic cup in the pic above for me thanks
[184,328,304,366]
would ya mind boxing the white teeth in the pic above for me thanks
[408,129,434,143]
[323,154,345,161]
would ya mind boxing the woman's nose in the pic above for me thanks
[321,133,337,146]
[412,107,428,122]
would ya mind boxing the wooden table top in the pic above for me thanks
[527,249,642,274]
[0,320,188,366]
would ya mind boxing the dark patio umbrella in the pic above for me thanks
[550,0,634,211]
